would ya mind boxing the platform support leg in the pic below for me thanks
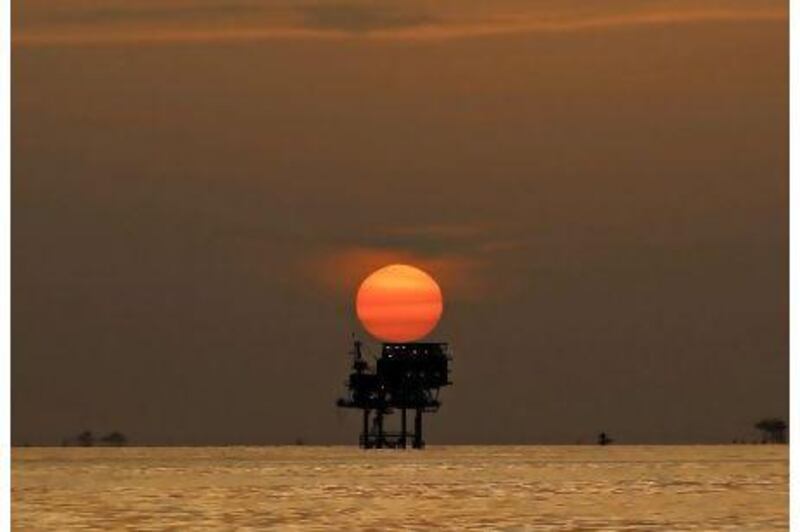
[376,411,384,449]
[400,408,407,448]
[413,408,424,449]
[361,409,370,448]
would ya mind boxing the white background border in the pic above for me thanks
[0,1,792,530]
[789,0,796,528]
[2,0,10,528]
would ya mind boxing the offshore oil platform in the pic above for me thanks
[337,340,452,449]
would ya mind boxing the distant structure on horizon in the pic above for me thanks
[61,430,128,447]
[754,418,787,444]
[337,340,452,449]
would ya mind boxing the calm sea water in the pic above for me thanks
[12,446,787,530]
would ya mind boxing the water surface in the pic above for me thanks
[12,445,787,530]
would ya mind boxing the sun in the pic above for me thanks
[355,264,443,343]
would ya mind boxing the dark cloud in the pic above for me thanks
[297,3,437,33]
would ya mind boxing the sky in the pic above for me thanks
[12,0,787,445]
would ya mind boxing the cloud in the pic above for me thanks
[13,1,786,47]
[303,222,530,302]
[297,3,437,33]
[25,4,262,25]
[314,246,484,302]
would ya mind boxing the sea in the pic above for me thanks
[12,445,788,530]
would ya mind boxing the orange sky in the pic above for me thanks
[12,0,787,445]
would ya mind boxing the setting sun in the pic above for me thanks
[356,264,443,342]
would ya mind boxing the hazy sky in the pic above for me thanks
[12,0,787,444]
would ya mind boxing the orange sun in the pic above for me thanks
[356,264,443,342]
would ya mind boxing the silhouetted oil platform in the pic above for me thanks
[337,340,452,449]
